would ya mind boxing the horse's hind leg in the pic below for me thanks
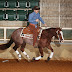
[13,44,21,61]
[47,45,54,61]
[20,42,30,60]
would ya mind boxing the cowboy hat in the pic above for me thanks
[33,6,40,10]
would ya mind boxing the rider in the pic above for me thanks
[28,6,47,47]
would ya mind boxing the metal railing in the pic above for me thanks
[0,27,72,42]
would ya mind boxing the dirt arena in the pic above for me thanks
[0,59,72,72]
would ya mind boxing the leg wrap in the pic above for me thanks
[35,56,42,60]
[50,52,54,58]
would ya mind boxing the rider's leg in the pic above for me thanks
[28,24,38,46]
[33,28,38,46]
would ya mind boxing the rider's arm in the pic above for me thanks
[38,14,45,24]
[28,13,36,23]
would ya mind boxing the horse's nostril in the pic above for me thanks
[61,40,64,43]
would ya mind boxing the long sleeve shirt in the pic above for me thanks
[28,12,45,28]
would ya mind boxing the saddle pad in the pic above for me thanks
[20,27,42,39]
[20,28,33,39]
[21,34,33,39]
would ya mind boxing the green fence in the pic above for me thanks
[62,30,72,40]
[0,29,4,39]
[6,29,15,39]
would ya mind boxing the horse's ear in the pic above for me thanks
[58,27,62,31]
[59,27,62,30]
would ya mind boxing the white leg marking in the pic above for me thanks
[23,51,27,55]
[23,51,30,59]
[35,56,42,60]
[60,31,64,41]
[16,50,19,55]
[50,52,54,58]
[16,50,21,60]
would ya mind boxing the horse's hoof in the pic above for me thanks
[17,58,21,61]
[32,57,35,61]
[47,57,50,61]
[16,59,20,62]
[27,59,31,62]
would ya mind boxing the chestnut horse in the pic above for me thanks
[0,27,64,61]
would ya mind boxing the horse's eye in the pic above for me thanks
[58,33,61,36]
[59,34,61,35]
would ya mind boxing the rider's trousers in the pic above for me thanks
[29,23,39,46]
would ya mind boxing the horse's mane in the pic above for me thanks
[46,27,61,30]
[44,28,57,33]
[45,27,62,32]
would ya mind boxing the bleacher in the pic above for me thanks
[0,0,40,21]
[0,10,5,20]
[0,0,40,40]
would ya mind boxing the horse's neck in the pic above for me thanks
[48,34,54,42]
[46,29,55,41]
[38,28,56,41]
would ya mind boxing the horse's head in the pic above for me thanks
[55,28,64,43]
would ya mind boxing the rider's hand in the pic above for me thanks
[35,19,39,22]
[44,24,47,27]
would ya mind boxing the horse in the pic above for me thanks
[0,27,64,61]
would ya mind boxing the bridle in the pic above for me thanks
[56,29,64,43]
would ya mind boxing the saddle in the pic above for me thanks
[20,26,41,39]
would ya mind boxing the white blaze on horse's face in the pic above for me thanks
[60,31,64,43]
[56,30,64,43]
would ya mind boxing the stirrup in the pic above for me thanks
[21,33,24,36]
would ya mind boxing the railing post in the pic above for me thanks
[4,27,6,41]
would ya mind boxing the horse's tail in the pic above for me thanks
[0,38,13,50]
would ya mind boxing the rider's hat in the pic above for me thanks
[33,6,40,10]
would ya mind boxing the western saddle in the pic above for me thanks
[20,26,41,39]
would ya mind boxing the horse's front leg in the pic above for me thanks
[47,45,54,61]
[32,47,43,61]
